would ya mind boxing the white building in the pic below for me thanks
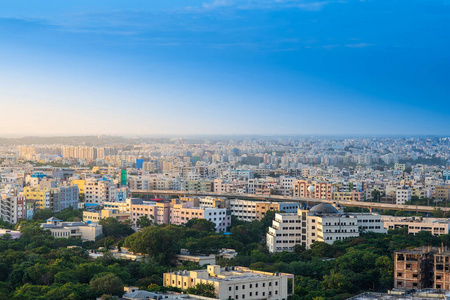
[381,216,450,236]
[84,178,117,204]
[41,217,103,241]
[396,186,411,205]
[164,265,294,300]
[267,203,386,253]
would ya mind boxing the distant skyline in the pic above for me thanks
[1,0,449,136]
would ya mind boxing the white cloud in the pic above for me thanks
[203,0,234,9]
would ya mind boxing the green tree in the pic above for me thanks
[98,218,134,238]
[185,218,216,232]
[136,215,153,228]
[186,282,216,298]
[32,209,55,221]
[89,273,124,297]
[124,225,181,265]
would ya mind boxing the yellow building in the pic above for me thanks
[71,179,86,194]
[435,186,450,202]
[83,209,131,223]
[24,187,53,210]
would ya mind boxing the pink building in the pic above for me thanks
[131,201,170,226]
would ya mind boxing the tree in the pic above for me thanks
[321,271,355,293]
[136,215,153,228]
[371,190,381,202]
[99,218,134,238]
[186,282,216,298]
[56,207,83,222]
[310,242,336,258]
[32,209,54,221]
[124,225,181,265]
[89,273,124,297]
[185,218,216,232]
[294,244,306,254]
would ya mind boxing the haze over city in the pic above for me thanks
[1,0,449,136]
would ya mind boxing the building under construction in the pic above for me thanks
[394,246,450,290]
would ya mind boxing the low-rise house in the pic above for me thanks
[41,217,102,241]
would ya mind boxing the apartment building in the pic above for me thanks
[213,178,247,194]
[55,185,79,212]
[332,190,365,201]
[267,203,386,253]
[181,180,213,192]
[396,186,411,205]
[382,216,450,236]
[229,199,299,221]
[435,185,450,202]
[0,191,27,224]
[131,200,171,226]
[170,202,230,232]
[84,178,117,204]
[293,180,335,199]
[164,265,294,300]
[198,196,229,209]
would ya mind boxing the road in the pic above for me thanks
[130,190,450,213]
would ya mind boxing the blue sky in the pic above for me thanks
[0,0,449,136]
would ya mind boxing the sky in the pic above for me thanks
[0,0,449,136]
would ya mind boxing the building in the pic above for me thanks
[24,185,79,213]
[266,203,386,253]
[164,265,294,300]
[55,185,79,212]
[131,200,171,226]
[332,190,365,201]
[395,164,407,172]
[435,186,450,202]
[293,180,335,199]
[0,229,22,239]
[83,209,131,223]
[350,290,450,299]
[0,191,27,224]
[24,187,56,211]
[84,178,117,204]
[175,249,217,266]
[170,203,230,232]
[41,217,103,241]
[382,216,450,236]
[395,246,450,291]
[229,199,299,221]
[396,186,411,205]
[394,247,437,290]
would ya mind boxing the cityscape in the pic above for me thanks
[1,0,450,300]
